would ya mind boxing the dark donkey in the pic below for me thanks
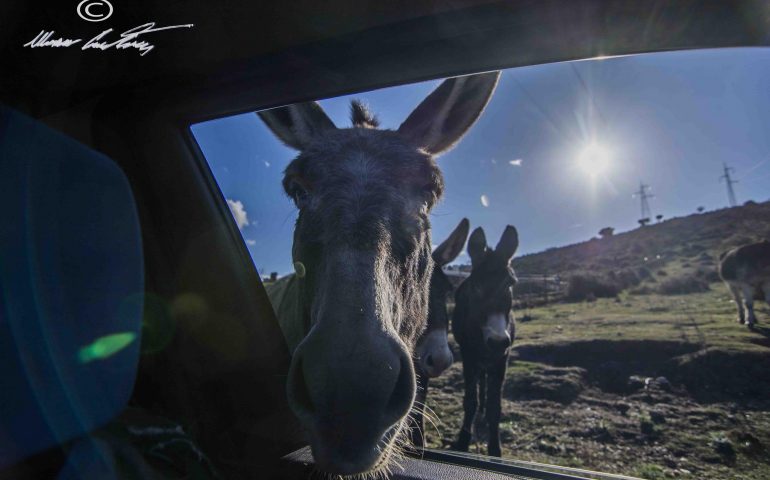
[410,218,470,448]
[259,72,499,476]
[452,226,519,457]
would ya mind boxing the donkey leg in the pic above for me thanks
[763,282,770,322]
[477,369,487,416]
[452,359,479,452]
[485,356,507,457]
[742,284,757,327]
[728,282,745,324]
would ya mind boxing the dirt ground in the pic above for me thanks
[422,289,770,479]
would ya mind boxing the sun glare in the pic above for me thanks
[576,142,612,177]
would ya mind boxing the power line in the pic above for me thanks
[719,163,738,207]
[633,182,654,225]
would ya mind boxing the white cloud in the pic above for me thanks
[245,238,256,246]
[509,159,523,166]
[227,199,250,230]
[480,195,490,207]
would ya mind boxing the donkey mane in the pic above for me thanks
[350,100,380,128]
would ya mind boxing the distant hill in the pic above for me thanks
[506,201,770,295]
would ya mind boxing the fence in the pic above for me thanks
[443,268,566,307]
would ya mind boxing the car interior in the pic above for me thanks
[1,1,768,479]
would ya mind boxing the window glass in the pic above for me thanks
[192,48,770,480]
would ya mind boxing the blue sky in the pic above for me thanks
[192,48,770,276]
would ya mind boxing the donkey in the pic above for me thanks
[409,218,469,448]
[451,226,518,457]
[258,72,499,477]
[719,239,770,328]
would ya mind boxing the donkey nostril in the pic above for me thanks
[426,354,434,368]
[384,352,415,427]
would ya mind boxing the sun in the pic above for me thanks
[576,142,612,177]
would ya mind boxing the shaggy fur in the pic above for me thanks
[257,71,500,477]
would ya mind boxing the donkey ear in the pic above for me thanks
[397,71,500,155]
[433,218,470,266]
[467,227,488,266]
[495,225,519,261]
[257,102,336,150]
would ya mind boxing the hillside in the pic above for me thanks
[512,200,770,280]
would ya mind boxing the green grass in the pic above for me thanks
[515,286,768,354]
[635,464,666,480]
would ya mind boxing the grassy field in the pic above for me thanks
[424,286,770,479]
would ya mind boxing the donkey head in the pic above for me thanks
[464,226,519,357]
[258,72,499,476]
[415,218,469,378]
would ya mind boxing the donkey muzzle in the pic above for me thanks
[287,324,416,475]
[418,329,453,378]
[482,312,511,353]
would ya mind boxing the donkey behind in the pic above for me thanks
[260,72,499,476]
[410,218,469,448]
[452,226,519,457]
[719,239,770,328]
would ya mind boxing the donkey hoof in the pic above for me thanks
[738,317,746,324]
[450,441,470,453]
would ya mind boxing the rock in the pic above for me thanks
[711,436,736,459]
[642,375,672,391]
[654,376,672,391]
[615,402,631,415]
[628,375,648,392]
[640,417,656,436]
[732,431,763,455]
[537,439,565,455]
[650,410,666,424]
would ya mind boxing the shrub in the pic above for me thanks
[695,267,721,283]
[566,274,619,301]
[657,275,710,295]
[629,285,653,295]
[613,269,641,289]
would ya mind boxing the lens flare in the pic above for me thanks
[78,332,136,363]
[576,142,612,177]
